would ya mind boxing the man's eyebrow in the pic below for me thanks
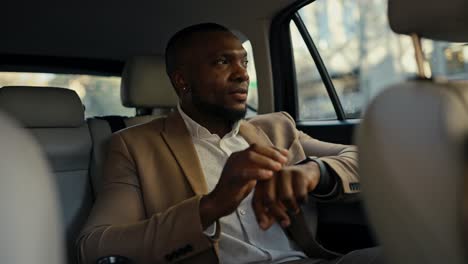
[215,50,247,57]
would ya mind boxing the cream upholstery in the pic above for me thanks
[121,55,179,108]
[0,86,93,264]
[358,81,468,263]
[388,0,468,42]
[0,110,65,264]
[0,86,85,128]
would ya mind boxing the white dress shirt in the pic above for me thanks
[178,105,307,264]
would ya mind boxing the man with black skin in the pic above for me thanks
[78,23,381,264]
[165,25,324,231]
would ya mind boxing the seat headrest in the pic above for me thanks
[121,55,179,108]
[389,0,468,42]
[358,81,468,263]
[0,86,85,128]
[0,110,64,264]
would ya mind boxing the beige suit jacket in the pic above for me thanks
[77,111,359,264]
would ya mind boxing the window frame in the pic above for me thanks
[270,0,348,122]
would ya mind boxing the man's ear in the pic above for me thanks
[172,70,188,96]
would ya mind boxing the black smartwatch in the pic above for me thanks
[295,156,336,196]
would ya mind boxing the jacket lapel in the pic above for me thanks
[239,120,273,147]
[240,120,297,165]
[161,111,208,195]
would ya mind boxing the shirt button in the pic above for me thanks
[239,209,246,215]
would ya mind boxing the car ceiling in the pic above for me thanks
[1,0,296,62]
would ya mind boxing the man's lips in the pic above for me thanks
[230,92,248,101]
[229,88,248,101]
[229,87,248,94]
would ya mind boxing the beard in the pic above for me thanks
[191,88,247,122]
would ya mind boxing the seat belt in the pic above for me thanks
[96,116,127,133]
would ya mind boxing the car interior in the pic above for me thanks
[0,0,467,263]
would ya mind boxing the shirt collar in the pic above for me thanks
[177,103,242,140]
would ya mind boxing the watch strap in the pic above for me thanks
[296,156,337,198]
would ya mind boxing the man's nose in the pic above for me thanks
[231,62,249,83]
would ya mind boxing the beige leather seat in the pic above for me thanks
[0,86,93,264]
[0,110,65,264]
[357,0,468,263]
[120,55,179,119]
[87,55,179,195]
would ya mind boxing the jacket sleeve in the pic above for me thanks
[299,130,359,195]
[281,112,359,199]
[76,133,219,264]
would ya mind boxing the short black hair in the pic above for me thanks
[164,23,231,79]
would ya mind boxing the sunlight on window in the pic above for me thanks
[242,40,259,112]
[0,72,134,118]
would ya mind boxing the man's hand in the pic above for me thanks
[199,144,289,229]
[252,161,321,230]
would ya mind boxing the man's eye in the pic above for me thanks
[243,60,249,67]
[216,59,228,65]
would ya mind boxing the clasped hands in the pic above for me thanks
[200,144,321,230]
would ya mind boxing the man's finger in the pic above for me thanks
[252,187,275,229]
[240,168,274,182]
[260,179,291,228]
[244,150,284,172]
[292,170,309,205]
[268,203,291,228]
[260,177,276,209]
[277,170,299,213]
[273,146,290,159]
[250,144,289,165]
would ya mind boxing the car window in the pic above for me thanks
[292,0,468,120]
[0,72,134,118]
[290,21,337,120]
[242,40,258,115]
[423,41,468,80]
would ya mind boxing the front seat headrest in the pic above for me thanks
[0,86,85,128]
[389,0,468,42]
[121,55,179,109]
[0,110,65,263]
[358,82,468,263]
